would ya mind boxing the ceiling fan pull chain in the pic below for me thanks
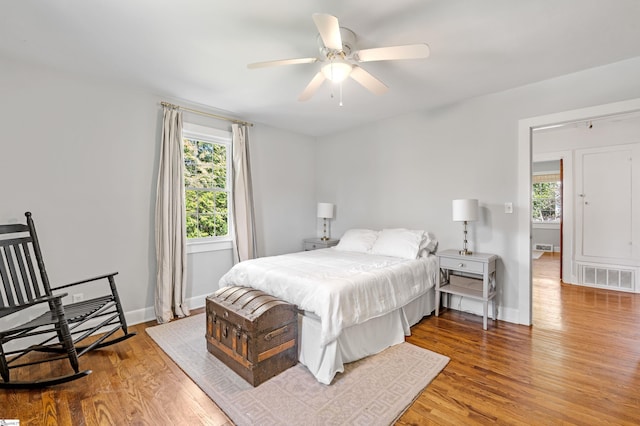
[339,82,344,107]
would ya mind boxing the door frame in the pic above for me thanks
[517,98,640,326]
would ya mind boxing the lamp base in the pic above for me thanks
[459,249,473,256]
[320,217,331,241]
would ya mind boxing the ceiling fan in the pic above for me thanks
[247,13,430,102]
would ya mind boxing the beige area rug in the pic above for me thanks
[147,314,449,426]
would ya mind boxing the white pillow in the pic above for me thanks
[419,231,438,256]
[370,228,424,259]
[334,229,379,253]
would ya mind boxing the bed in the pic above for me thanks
[218,228,438,384]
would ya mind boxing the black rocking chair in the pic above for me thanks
[0,212,136,388]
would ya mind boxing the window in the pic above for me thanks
[532,173,561,223]
[182,123,232,242]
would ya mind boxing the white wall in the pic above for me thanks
[249,125,317,256]
[316,56,640,323]
[0,56,316,324]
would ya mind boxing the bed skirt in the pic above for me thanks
[297,288,435,384]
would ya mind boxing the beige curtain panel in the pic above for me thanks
[232,123,258,263]
[155,106,190,323]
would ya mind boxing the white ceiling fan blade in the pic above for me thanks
[248,57,318,69]
[354,43,430,62]
[349,66,388,95]
[312,13,342,50]
[298,72,326,101]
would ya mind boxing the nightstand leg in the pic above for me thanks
[483,302,488,330]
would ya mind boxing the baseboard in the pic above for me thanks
[125,293,211,326]
[132,294,522,327]
[443,295,519,324]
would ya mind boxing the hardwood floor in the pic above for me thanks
[1,315,232,426]
[3,253,640,425]
[399,252,640,425]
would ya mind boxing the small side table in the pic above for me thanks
[303,238,339,251]
[435,249,498,330]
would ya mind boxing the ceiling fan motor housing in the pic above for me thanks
[318,27,357,58]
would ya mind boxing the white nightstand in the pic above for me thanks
[435,249,498,330]
[303,238,339,251]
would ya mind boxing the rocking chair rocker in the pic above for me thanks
[0,212,136,388]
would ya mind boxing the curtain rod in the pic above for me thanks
[161,101,253,127]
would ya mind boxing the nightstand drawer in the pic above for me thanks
[439,256,485,274]
[304,242,323,250]
[303,238,339,251]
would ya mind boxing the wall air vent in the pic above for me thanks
[578,263,635,292]
[534,243,553,252]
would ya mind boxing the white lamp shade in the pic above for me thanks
[452,199,478,222]
[317,202,334,219]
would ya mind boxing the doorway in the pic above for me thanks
[531,158,562,268]
[531,150,573,284]
[517,98,640,326]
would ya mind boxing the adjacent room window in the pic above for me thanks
[182,123,232,241]
[532,173,561,223]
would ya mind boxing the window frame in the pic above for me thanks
[531,173,562,224]
[182,122,233,253]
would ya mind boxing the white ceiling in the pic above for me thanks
[2,0,640,137]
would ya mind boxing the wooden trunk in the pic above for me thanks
[205,286,298,386]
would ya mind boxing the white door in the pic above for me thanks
[578,148,632,260]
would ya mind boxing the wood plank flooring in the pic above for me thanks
[3,252,640,425]
[399,252,640,425]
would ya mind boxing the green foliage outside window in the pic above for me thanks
[532,181,561,222]
[184,138,229,238]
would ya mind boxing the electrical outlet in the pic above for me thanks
[505,202,513,214]
[72,293,84,303]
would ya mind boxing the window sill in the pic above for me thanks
[187,239,233,254]
[532,222,560,230]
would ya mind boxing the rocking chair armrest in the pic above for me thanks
[50,272,119,291]
[0,293,68,317]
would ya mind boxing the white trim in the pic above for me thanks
[187,239,233,253]
[532,223,560,230]
[183,122,232,143]
[443,295,519,325]
[518,98,640,326]
[124,293,211,325]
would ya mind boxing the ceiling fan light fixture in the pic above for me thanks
[321,61,352,83]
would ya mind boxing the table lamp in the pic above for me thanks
[452,199,478,255]
[317,203,334,241]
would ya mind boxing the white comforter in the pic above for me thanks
[218,248,437,346]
